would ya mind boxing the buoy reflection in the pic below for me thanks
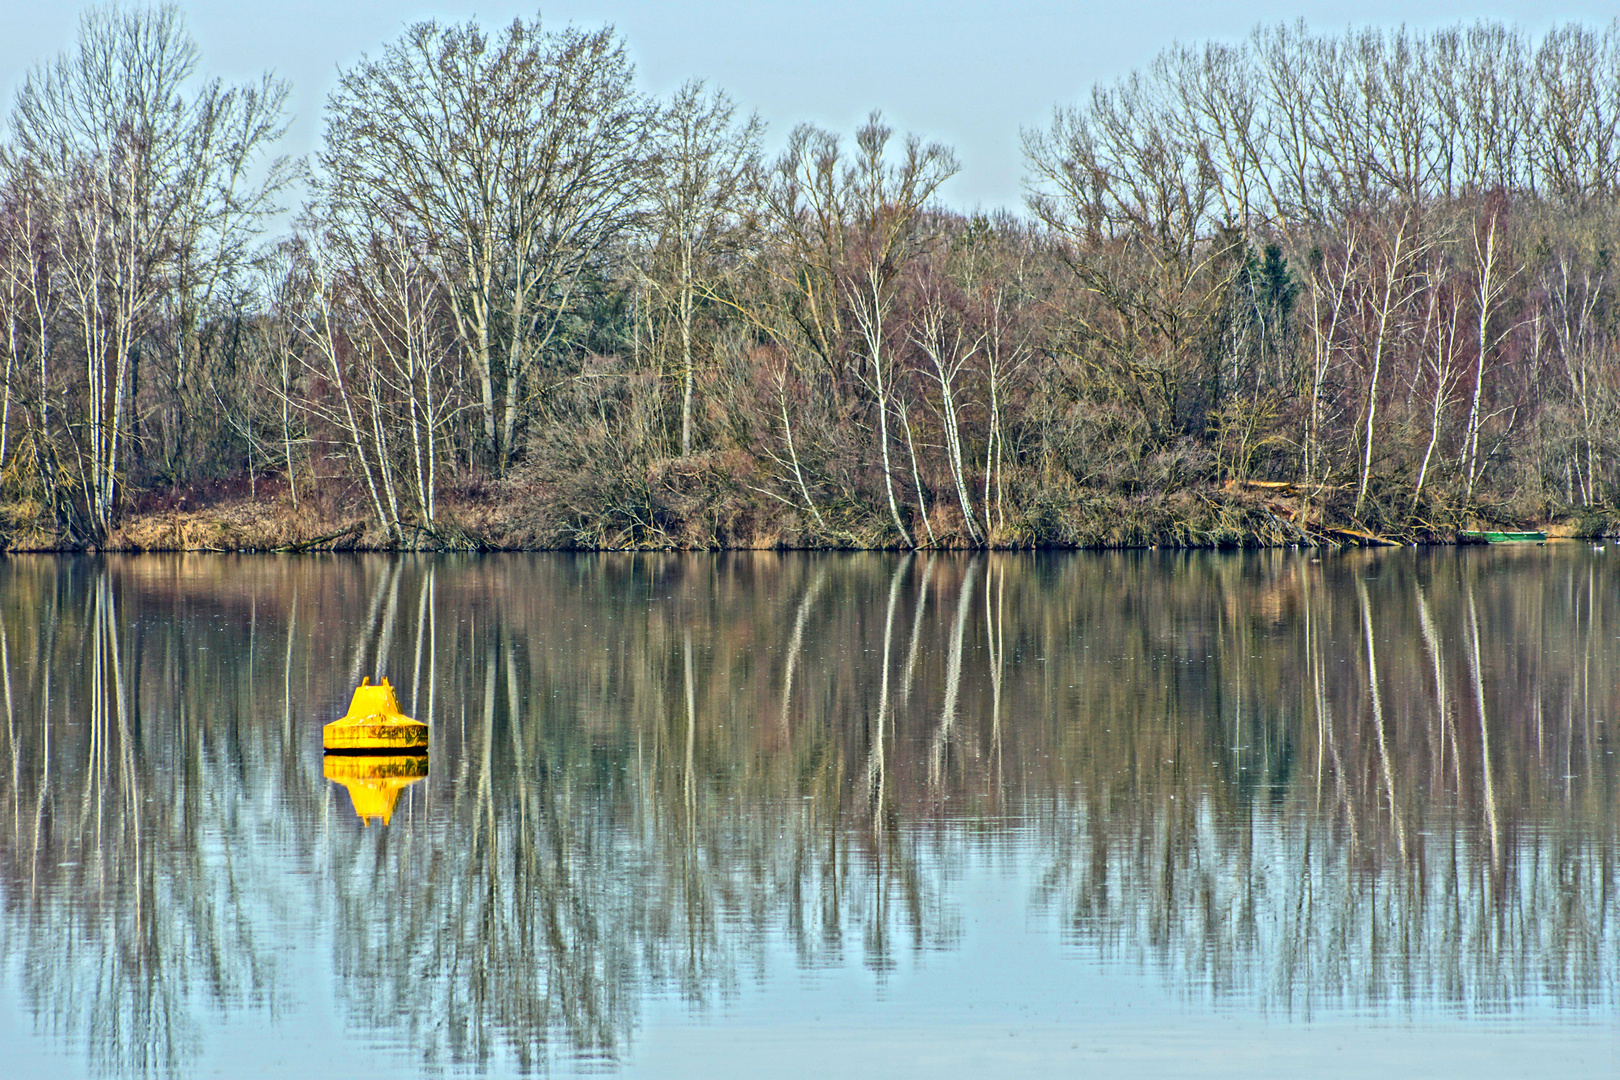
[323,753,428,826]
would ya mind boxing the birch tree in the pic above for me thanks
[1350,206,1432,515]
[4,3,289,538]
[0,163,71,531]
[754,117,956,544]
[843,116,957,547]
[910,273,986,543]
[1459,200,1515,498]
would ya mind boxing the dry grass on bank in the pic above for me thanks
[0,472,1606,554]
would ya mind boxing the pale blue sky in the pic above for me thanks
[4,1,1618,210]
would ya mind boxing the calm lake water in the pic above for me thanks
[1,549,1618,1078]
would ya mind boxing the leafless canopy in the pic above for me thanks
[316,14,655,473]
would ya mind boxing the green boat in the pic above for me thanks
[1458,530,1547,543]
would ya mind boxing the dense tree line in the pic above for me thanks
[2,7,1619,548]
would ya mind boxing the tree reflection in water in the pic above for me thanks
[0,550,1614,1075]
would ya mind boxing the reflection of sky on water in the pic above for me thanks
[7,850,1617,1079]
[0,550,1618,1077]
[627,852,1620,1080]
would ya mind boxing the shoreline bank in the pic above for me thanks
[2,485,1606,554]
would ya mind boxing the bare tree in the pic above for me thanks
[646,81,761,457]
[1351,205,1433,515]
[297,244,394,539]
[1026,77,1235,441]
[843,116,957,547]
[910,272,986,543]
[3,3,289,538]
[1541,233,1612,506]
[1529,25,1620,206]
[318,14,654,474]
[1301,223,1359,488]
[753,116,956,545]
[1410,253,1464,508]
[251,242,311,508]
[0,163,70,531]
[1460,199,1516,498]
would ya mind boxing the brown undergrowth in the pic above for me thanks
[1,475,1582,553]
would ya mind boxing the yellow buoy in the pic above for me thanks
[323,753,428,826]
[322,677,428,751]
